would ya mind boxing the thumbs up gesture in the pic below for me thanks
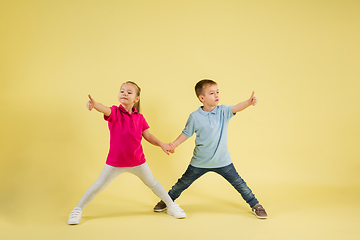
[249,91,258,106]
[86,94,96,111]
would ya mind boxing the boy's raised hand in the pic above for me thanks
[249,91,258,106]
[86,94,96,111]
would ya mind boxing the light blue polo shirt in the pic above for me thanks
[182,104,236,168]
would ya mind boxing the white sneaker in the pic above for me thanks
[167,203,186,219]
[68,207,82,225]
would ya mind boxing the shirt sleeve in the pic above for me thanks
[104,105,118,122]
[141,115,150,132]
[182,115,195,138]
[224,104,236,120]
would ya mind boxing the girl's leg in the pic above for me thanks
[129,162,174,206]
[76,165,124,209]
[130,162,186,218]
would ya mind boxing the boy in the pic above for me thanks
[154,79,267,219]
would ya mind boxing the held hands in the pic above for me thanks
[160,142,176,155]
[86,94,96,111]
[249,91,258,106]
[160,142,173,155]
[169,143,176,153]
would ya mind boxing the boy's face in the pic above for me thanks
[199,84,219,107]
[118,83,139,106]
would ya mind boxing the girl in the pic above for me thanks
[68,81,186,225]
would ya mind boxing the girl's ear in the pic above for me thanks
[135,96,140,103]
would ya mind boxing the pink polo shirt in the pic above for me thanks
[104,105,149,167]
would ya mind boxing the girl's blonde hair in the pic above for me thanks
[123,81,141,113]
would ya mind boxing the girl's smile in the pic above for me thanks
[118,83,140,113]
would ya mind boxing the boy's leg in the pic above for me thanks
[168,164,208,201]
[214,163,259,208]
[153,164,208,212]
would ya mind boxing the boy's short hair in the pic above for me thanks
[195,79,217,97]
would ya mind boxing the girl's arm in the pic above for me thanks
[232,91,258,113]
[87,94,111,116]
[142,129,171,155]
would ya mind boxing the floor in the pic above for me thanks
[1,181,359,240]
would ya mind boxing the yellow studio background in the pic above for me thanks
[0,0,359,239]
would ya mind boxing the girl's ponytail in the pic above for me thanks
[134,98,140,113]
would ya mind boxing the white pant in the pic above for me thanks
[76,162,173,209]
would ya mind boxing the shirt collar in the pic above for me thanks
[198,106,218,116]
[119,104,138,115]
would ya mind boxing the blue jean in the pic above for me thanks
[168,163,259,208]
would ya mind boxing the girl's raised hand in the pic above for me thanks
[86,94,96,111]
[249,91,258,106]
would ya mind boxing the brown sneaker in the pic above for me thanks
[154,200,167,212]
[252,204,267,219]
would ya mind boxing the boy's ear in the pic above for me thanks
[199,95,205,103]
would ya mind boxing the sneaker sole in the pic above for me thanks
[167,211,186,219]
[68,221,79,225]
[68,218,81,225]
[154,207,167,212]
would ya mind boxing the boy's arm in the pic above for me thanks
[169,133,189,152]
[142,129,171,155]
[87,94,111,116]
[232,91,258,113]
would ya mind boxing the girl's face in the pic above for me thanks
[199,84,220,107]
[118,83,139,107]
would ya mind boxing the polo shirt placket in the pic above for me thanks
[130,114,135,130]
